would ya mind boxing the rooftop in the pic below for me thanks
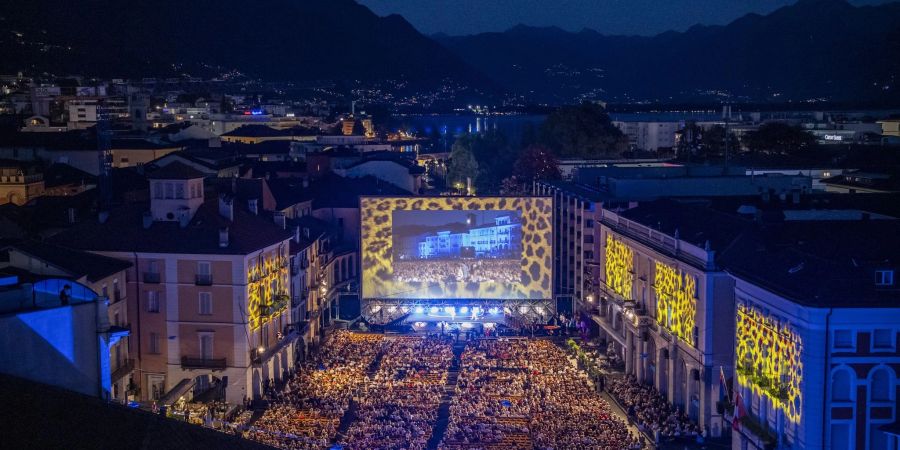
[146,161,206,180]
[5,240,132,282]
[50,197,294,255]
[0,373,275,450]
[720,220,900,308]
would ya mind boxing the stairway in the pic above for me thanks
[426,343,465,450]
[332,398,358,445]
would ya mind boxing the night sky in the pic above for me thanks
[359,0,895,36]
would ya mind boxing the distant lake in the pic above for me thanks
[398,108,900,145]
[396,114,546,144]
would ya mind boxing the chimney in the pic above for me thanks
[219,227,230,248]
[219,195,234,221]
[274,212,286,229]
[142,211,153,229]
[294,225,301,243]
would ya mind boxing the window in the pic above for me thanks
[873,329,894,350]
[175,182,185,199]
[198,261,211,276]
[200,334,213,359]
[149,332,161,354]
[199,292,212,316]
[153,182,163,199]
[164,183,174,199]
[146,291,159,313]
[832,369,853,402]
[148,260,159,274]
[875,270,894,286]
[834,330,853,349]
[871,368,891,402]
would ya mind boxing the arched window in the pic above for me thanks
[832,368,853,402]
[870,367,892,402]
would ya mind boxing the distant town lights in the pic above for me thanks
[429,306,439,314]
[459,306,469,314]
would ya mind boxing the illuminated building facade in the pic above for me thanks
[723,220,900,450]
[593,200,743,437]
[51,164,299,405]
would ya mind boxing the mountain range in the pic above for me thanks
[0,0,479,84]
[436,0,900,103]
[1,0,899,105]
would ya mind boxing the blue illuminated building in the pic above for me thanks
[413,214,522,259]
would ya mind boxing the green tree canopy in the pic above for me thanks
[447,134,479,190]
[513,144,561,184]
[744,122,816,156]
[539,102,628,158]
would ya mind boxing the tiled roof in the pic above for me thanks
[720,220,900,308]
[50,198,293,255]
[146,161,206,180]
[7,240,132,282]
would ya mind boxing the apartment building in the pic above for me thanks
[533,180,602,316]
[52,162,296,405]
[0,241,133,402]
[593,200,742,437]
[722,221,900,449]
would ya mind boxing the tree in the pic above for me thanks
[513,144,561,184]
[744,122,816,156]
[470,130,518,193]
[499,176,527,196]
[539,102,628,158]
[447,135,479,192]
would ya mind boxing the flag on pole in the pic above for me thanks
[719,366,730,404]
[733,389,747,431]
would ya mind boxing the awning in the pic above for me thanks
[159,378,194,406]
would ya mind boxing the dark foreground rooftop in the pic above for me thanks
[0,373,275,450]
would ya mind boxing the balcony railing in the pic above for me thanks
[181,356,227,370]
[111,358,135,382]
[142,272,161,284]
[195,274,213,286]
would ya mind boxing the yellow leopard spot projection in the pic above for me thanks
[654,261,697,346]
[248,249,289,330]
[360,197,553,300]
[736,304,803,424]
[604,235,634,300]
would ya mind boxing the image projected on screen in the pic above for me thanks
[393,210,523,285]
[361,197,553,300]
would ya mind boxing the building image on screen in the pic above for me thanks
[393,211,523,285]
[360,197,553,300]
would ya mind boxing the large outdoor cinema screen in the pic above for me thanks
[361,197,553,300]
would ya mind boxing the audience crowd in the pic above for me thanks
[607,374,701,442]
[440,339,643,450]
[244,331,647,450]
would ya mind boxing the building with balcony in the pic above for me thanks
[0,275,128,402]
[720,220,900,449]
[51,163,297,406]
[0,240,134,402]
[594,200,746,438]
